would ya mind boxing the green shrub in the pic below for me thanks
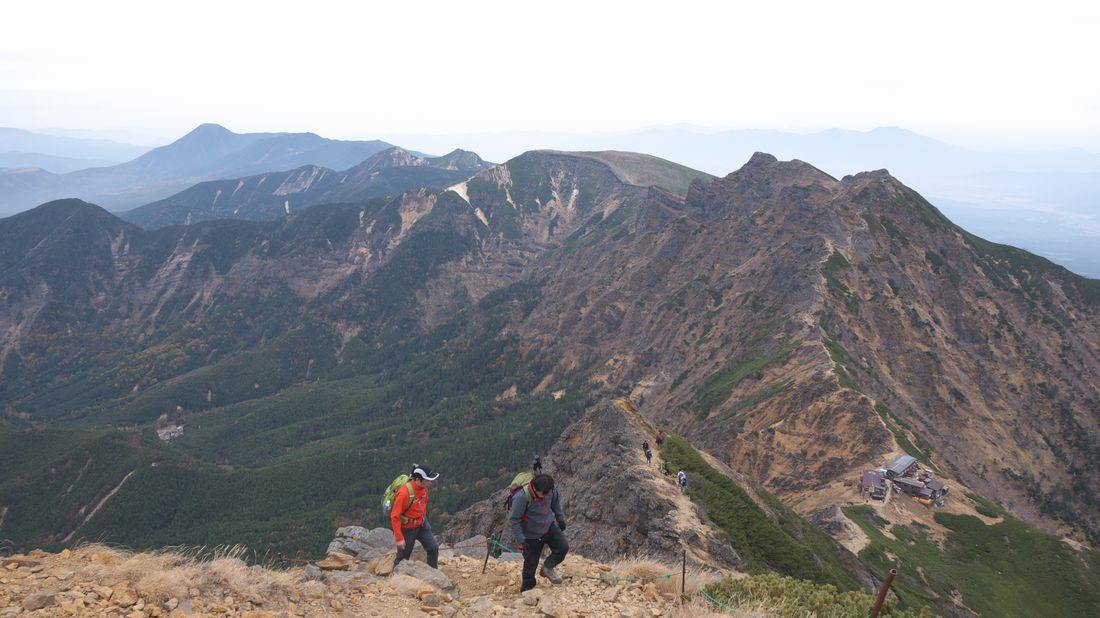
[706,573,934,618]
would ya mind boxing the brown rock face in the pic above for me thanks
[445,401,742,569]
[498,153,1100,543]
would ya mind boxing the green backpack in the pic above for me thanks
[503,471,535,511]
[382,474,415,516]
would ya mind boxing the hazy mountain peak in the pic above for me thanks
[180,123,235,141]
[745,151,779,165]
[724,152,838,187]
[356,146,420,172]
[431,148,488,171]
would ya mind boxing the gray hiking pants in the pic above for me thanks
[393,519,439,569]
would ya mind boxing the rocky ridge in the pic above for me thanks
[122,146,491,229]
[0,543,730,617]
[445,400,742,570]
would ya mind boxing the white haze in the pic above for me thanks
[1,1,1098,149]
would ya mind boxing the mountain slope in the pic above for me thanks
[122,147,491,228]
[0,124,395,213]
[492,152,1100,544]
[1,151,1098,617]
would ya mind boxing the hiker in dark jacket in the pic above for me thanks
[509,473,568,592]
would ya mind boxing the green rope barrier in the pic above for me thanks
[489,538,519,553]
[686,573,738,611]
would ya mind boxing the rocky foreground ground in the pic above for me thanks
[0,539,739,617]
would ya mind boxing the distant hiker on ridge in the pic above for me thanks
[390,464,441,569]
[532,455,543,475]
[644,446,653,464]
[509,473,569,592]
[656,430,665,447]
[678,469,688,494]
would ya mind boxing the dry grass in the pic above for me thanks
[70,543,299,604]
[609,555,726,599]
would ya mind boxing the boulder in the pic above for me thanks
[393,561,457,593]
[367,551,398,576]
[389,574,426,597]
[326,526,395,560]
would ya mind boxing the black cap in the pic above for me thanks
[411,464,439,481]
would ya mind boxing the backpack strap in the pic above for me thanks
[398,481,420,526]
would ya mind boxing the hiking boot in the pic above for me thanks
[540,565,563,584]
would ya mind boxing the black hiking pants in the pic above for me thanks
[393,519,439,569]
[520,523,568,591]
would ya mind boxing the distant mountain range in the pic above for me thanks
[122,146,492,228]
[0,124,396,213]
[0,127,151,171]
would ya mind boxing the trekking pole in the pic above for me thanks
[482,517,504,575]
[869,569,897,618]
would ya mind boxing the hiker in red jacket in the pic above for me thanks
[391,464,441,569]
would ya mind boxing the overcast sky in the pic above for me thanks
[3,1,1099,150]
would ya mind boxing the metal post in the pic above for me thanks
[869,569,897,618]
[681,549,686,597]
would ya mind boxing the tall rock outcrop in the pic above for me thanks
[445,400,742,569]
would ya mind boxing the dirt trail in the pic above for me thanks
[62,470,135,543]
